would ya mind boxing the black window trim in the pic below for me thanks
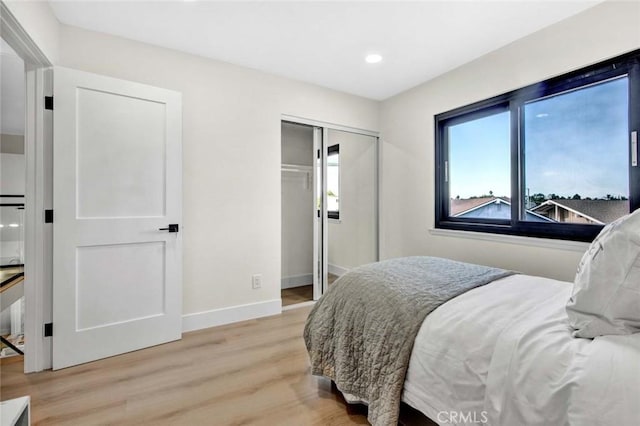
[435,49,640,242]
[327,144,340,220]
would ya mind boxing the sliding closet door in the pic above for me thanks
[312,127,325,301]
[325,129,377,286]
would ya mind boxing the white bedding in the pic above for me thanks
[402,274,640,425]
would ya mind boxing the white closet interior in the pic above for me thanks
[281,122,315,305]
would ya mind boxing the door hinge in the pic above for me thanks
[45,96,54,110]
[317,149,320,159]
[44,323,53,337]
[45,209,53,223]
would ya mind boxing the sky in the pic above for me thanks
[449,111,510,198]
[449,76,629,200]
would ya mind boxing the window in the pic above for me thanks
[447,107,511,221]
[435,50,640,241]
[327,144,340,219]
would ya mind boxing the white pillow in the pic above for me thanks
[566,208,640,338]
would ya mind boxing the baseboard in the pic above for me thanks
[328,263,349,276]
[182,299,282,333]
[282,300,316,311]
[281,273,313,289]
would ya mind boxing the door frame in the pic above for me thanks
[312,126,323,301]
[1,2,54,372]
[281,114,380,299]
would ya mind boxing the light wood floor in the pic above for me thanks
[1,301,433,425]
[1,307,371,425]
[281,274,339,307]
[327,273,338,286]
[282,285,313,306]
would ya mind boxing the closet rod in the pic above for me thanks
[281,163,312,173]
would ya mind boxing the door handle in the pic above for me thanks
[159,224,179,233]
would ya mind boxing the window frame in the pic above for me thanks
[435,49,640,242]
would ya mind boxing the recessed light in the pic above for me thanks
[536,113,549,118]
[0,224,3,228]
[8,223,19,227]
[365,54,383,64]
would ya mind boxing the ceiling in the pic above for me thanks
[1,39,25,136]
[49,1,603,100]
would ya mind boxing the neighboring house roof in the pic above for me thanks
[450,197,510,216]
[451,197,553,222]
[531,199,629,224]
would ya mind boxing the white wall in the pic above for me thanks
[3,0,59,64]
[1,151,25,264]
[57,25,379,318]
[0,308,10,335]
[379,1,640,281]
[0,48,26,136]
[282,122,314,167]
[281,122,314,286]
[328,129,377,271]
[1,152,25,195]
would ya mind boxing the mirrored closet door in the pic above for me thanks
[324,129,377,293]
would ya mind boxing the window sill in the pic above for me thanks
[429,228,590,253]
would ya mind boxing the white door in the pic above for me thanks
[320,129,329,294]
[52,67,182,369]
[312,127,329,300]
[312,127,322,301]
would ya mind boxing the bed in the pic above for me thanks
[402,273,640,425]
[304,248,640,425]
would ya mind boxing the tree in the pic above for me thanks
[572,194,581,200]
[531,193,546,205]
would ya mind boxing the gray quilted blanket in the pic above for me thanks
[303,256,515,425]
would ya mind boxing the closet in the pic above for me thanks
[281,120,378,308]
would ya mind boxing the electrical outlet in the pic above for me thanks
[252,274,262,289]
